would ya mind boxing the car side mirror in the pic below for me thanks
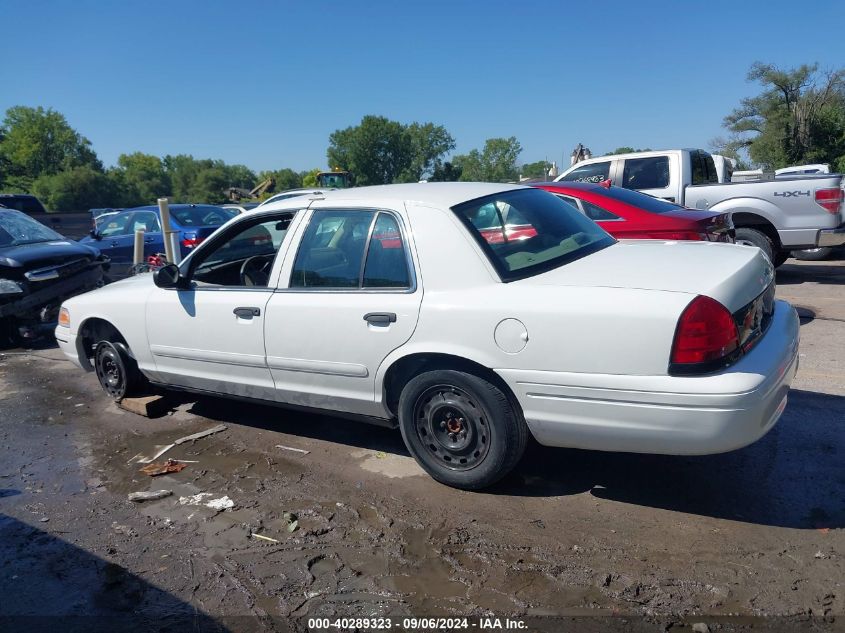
[153,263,183,289]
[90,229,102,241]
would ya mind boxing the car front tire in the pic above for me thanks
[94,340,145,400]
[398,369,528,490]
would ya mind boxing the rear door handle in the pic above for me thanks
[234,307,261,319]
[364,312,397,326]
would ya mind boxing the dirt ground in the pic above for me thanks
[0,258,842,632]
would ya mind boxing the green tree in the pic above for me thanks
[326,115,454,185]
[0,106,101,191]
[327,115,412,186]
[259,168,302,192]
[398,122,456,182]
[716,62,845,169]
[429,161,462,182]
[520,160,552,179]
[223,164,257,190]
[301,168,320,187]
[604,147,652,155]
[31,166,118,212]
[455,137,522,182]
[113,152,170,206]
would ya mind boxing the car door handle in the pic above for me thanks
[233,307,261,319]
[144,238,154,243]
[363,312,397,326]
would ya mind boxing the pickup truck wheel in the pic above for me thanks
[734,228,774,264]
[793,247,832,261]
[94,341,144,400]
[398,370,527,490]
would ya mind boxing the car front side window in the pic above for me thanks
[190,215,294,288]
[98,212,134,237]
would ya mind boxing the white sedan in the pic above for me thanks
[56,183,799,489]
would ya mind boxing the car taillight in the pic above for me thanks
[182,235,205,249]
[814,188,843,214]
[670,295,739,372]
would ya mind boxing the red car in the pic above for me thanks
[535,182,734,242]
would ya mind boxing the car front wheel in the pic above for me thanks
[94,340,145,400]
[398,369,528,490]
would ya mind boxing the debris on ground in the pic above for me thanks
[178,492,235,511]
[118,394,171,418]
[275,444,310,456]
[174,424,228,445]
[283,511,298,532]
[139,459,187,477]
[127,490,172,502]
[206,496,235,511]
[692,623,710,633]
[249,532,280,544]
[129,424,228,464]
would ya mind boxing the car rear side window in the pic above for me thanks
[581,200,621,221]
[691,150,718,185]
[622,157,669,189]
[291,210,412,290]
[452,189,614,282]
[559,161,611,184]
[363,213,411,288]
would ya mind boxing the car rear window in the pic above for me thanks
[452,189,614,282]
[170,206,237,226]
[592,186,684,214]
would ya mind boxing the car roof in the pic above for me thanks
[319,182,525,206]
[251,182,529,215]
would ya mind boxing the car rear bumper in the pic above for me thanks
[818,222,845,247]
[497,300,800,455]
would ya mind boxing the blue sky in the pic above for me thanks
[2,1,843,173]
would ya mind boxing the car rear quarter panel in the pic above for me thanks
[381,202,692,385]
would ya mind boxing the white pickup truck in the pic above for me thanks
[554,148,845,266]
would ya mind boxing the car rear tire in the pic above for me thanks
[397,369,528,490]
[734,228,774,264]
[94,340,145,400]
[793,247,832,261]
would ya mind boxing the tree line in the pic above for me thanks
[0,107,534,212]
[2,61,844,211]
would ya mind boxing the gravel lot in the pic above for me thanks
[0,258,842,632]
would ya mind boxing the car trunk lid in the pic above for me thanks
[523,241,774,313]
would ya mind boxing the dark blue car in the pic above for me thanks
[81,204,237,279]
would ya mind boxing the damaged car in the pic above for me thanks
[0,207,108,346]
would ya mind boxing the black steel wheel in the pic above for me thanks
[413,384,491,471]
[398,369,528,490]
[94,340,144,400]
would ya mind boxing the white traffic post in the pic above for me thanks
[133,229,145,265]
[157,197,176,264]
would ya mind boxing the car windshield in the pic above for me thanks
[170,206,237,227]
[0,209,64,247]
[599,186,684,214]
[452,188,615,281]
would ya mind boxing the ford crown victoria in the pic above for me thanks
[56,183,799,489]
